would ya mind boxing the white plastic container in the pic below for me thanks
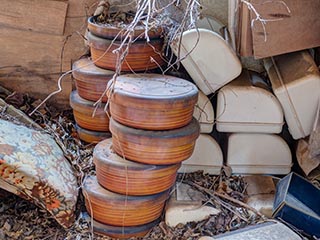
[216,70,284,133]
[179,134,223,174]
[265,51,320,139]
[227,133,292,174]
[193,91,214,133]
[171,28,242,95]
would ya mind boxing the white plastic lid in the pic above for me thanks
[227,133,292,174]
[171,28,242,95]
[179,134,223,174]
[216,70,284,133]
[193,91,214,133]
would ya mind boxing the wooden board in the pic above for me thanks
[66,0,97,17]
[0,0,93,108]
[0,26,88,107]
[64,0,97,35]
[0,70,72,108]
[238,2,253,57]
[250,0,320,59]
[0,0,68,35]
[0,27,72,74]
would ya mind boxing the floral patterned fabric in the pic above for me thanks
[0,119,78,228]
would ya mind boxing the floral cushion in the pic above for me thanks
[0,119,78,228]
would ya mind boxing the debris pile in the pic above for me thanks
[1,0,320,239]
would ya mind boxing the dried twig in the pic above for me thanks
[190,181,265,219]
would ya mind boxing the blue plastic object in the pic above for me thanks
[273,173,320,238]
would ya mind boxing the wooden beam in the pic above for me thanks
[0,68,72,108]
[0,27,88,74]
[0,0,68,35]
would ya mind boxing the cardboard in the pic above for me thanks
[250,0,320,59]
[233,0,320,58]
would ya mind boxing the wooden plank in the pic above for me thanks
[0,27,87,74]
[0,27,66,74]
[250,0,320,59]
[64,15,88,36]
[0,27,88,108]
[0,69,72,108]
[64,0,105,35]
[67,0,97,17]
[0,0,68,35]
[239,2,253,56]
[0,0,96,108]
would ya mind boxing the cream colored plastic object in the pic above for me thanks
[227,133,292,174]
[264,51,320,139]
[179,134,223,174]
[216,70,284,133]
[171,28,242,95]
[193,91,214,133]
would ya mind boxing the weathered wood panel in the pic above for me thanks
[0,0,68,35]
[1,27,71,74]
[0,26,85,107]
[250,0,320,59]
[0,68,72,108]
[0,0,96,108]
[67,0,97,17]
[0,26,89,74]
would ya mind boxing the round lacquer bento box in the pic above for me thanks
[108,74,199,130]
[83,175,169,227]
[93,138,180,195]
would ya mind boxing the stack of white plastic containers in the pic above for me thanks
[171,26,320,175]
[216,69,292,174]
[171,27,241,174]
